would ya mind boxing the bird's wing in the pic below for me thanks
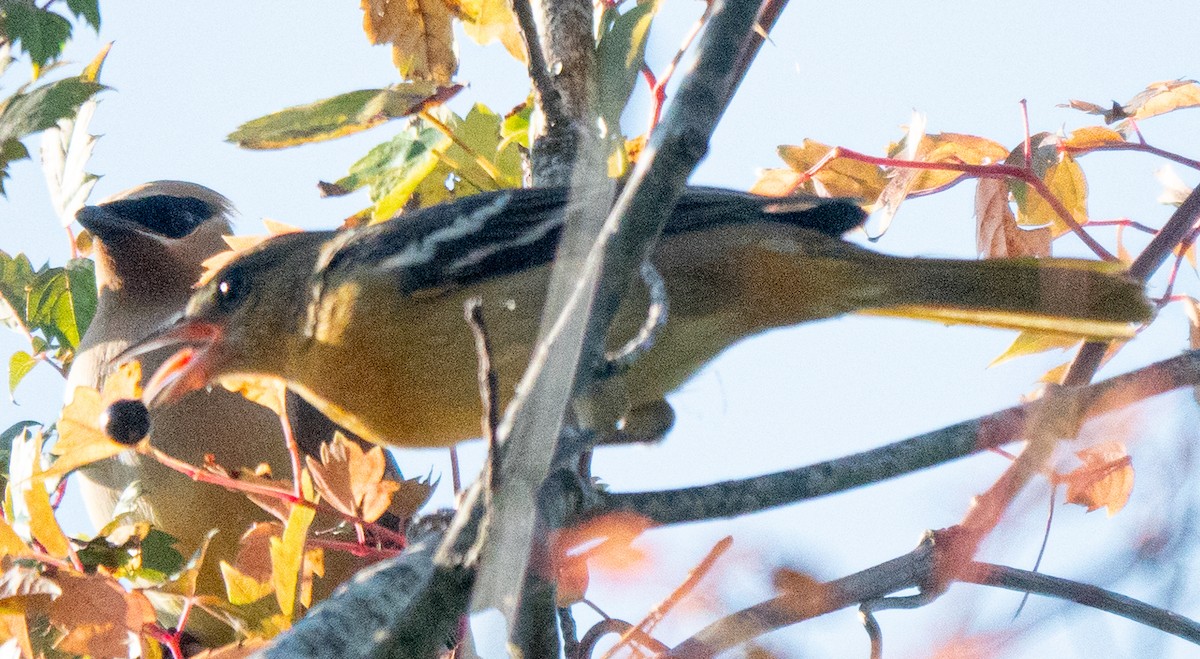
[313,187,865,296]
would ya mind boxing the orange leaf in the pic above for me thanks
[1063,126,1125,150]
[49,571,156,658]
[1062,441,1134,516]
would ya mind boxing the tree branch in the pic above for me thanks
[584,349,1200,526]
[1064,183,1200,386]
[666,529,1200,657]
[469,0,770,643]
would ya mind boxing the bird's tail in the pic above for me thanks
[861,254,1151,339]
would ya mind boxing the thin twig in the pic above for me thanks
[464,299,500,466]
[599,536,732,659]
[1062,140,1200,171]
[279,395,303,500]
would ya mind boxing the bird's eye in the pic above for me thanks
[215,268,247,312]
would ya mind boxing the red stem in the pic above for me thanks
[804,147,1116,260]
[1062,140,1200,171]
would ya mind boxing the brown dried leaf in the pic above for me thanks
[305,441,357,518]
[387,477,434,522]
[1063,441,1134,516]
[49,571,156,659]
[361,0,457,83]
[975,178,1051,259]
[233,522,284,583]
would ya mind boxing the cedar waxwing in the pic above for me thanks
[66,182,398,639]
[131,187,1151,448]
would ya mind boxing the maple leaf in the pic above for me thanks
[1061,441,1134,516]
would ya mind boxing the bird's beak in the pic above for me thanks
[113,318,224,407]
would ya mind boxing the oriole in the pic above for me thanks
[126,187,1149,447]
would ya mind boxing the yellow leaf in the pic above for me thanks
[218,375,287,417]
[1128,79,1200,120]
[0,517,29,558]
[219,561,274,606]
[989,330,1081,368]
[361,0,457,83]
[1039,361,1071,385]
[23,484,69,558]
[1064,126,1125,150]
[1062,441,1134,516]
[750,168,804,197]
[451,0,527,63]
[906,132,1010,194]
[1016,155,1088,236]
[45,387,135,481]
[299,548,324,609]
[80,42,113,84]
[776,140,887,203]
[269,503,315,619]
[0,611,33,659]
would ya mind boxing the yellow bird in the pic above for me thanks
[129,187,1150,448]
[67,182,398,639]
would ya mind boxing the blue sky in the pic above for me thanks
[3,2,1200,657]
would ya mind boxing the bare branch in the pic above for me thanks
[1065,183,1200,385]
[586,349,1200,526]
[666,529,1200,657]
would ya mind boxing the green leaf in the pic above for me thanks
[0,138,31,196]
[443,103,523,190]
[8,350,36,396]
[227,84,461,150]
[0,250,37,329]
[27,257,95,351]
[2,3,73,73]
[63,0,101,31]
[596,0,659,131]
[324,124,450,223]
[0,76,105,144]
[1004,132,1061,227]
[500,100,532,150]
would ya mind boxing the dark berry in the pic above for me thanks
[103,399,150,445]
